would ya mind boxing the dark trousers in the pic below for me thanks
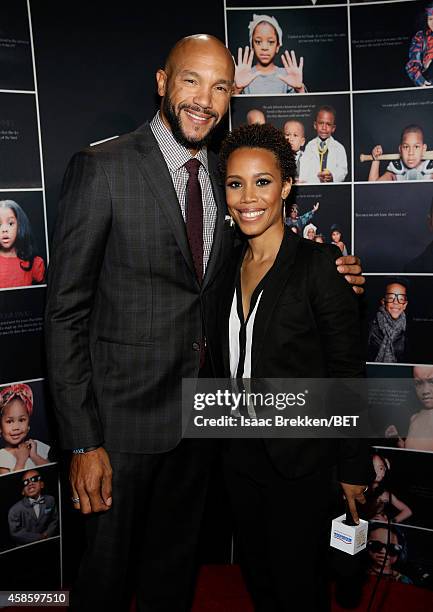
[70,439,215,612]
[224,439,338,612]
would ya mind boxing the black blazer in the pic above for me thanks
[204,228,372,484]
[45,123,233,453]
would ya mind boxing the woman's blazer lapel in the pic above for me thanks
[220,228,301,378]
[219,241,246,377]
[250,229,300,375]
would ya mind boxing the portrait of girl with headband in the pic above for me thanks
[0,384,51,475]
[234,14,306,95]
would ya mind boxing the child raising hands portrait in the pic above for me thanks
[234,14,306,95]
[0,384,50,475]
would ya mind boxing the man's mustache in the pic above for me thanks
[179,103,218,120]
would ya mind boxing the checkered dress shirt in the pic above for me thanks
[150,112,217,272]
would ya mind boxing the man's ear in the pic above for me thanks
[422,143,427,153]
[156,69,168,97]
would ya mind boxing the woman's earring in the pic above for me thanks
[282,199,286,224]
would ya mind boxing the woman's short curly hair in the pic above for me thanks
[219,123,296,183]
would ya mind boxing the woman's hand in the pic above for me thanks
[340,482,367,524]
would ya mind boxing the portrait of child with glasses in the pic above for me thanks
[367,523,412,584]
[368,279,410,363]
[8,469,59,546]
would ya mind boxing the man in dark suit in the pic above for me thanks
[8,469,59,546]
[45,34,365,612]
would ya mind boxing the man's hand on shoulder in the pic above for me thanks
[70,447,113,514]
[336,255,365,295]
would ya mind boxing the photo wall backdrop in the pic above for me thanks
[0,0,431,598]
[225,0,433,589]
[1,0,232,592]
[0,0,61,589]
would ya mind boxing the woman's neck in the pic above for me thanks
[245,223,284,264]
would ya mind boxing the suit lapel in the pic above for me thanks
[220,242,245,377]
[132,124,197,282]
[251,230,300,374]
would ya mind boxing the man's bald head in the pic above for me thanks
[164,35,234,79]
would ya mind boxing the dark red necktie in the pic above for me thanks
[184,158,203,283]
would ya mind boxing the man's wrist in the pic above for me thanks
[72,445,101,455]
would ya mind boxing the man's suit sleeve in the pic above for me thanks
[309,245,373,485]
[45,151,112,449]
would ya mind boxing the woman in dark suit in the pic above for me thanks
[204,124,372,612]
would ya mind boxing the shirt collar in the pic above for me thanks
[28,496,44,505]
[150,111,209,173]
[317,136,333,145]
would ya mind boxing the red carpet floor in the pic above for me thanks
[191,565,433,612]
[4,565,433,611]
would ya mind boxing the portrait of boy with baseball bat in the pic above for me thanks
[363,125,433,181]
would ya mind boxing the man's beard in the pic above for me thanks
[162,94,216,150]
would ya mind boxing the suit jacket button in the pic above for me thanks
[192,342,200,351]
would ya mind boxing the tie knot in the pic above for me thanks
[184,158,201,177]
